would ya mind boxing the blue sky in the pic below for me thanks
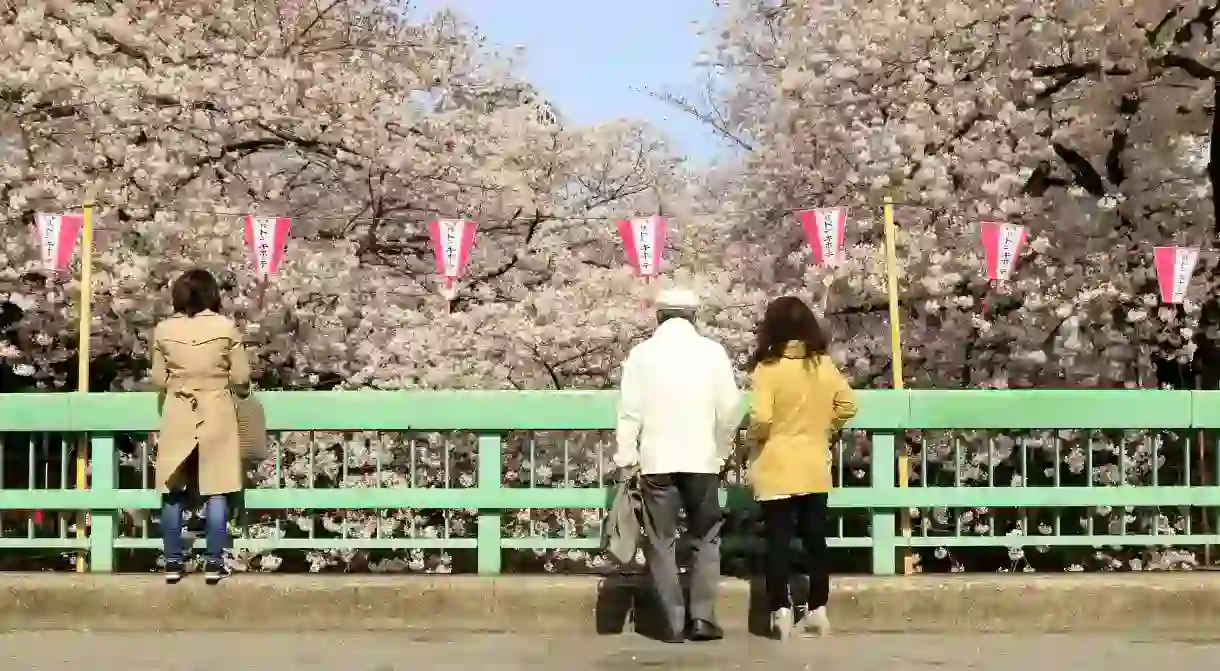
[409,0,723,161]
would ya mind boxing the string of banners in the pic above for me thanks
[29,209,1202,305]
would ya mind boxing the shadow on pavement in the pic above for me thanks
[594,573,671,641]
[595,572,793,641]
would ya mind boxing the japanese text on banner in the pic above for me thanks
[445,223,460,273]
[996,224,1023,278]
[1173,249,1196,299]
[636,222,653,271]
[818,211,835,262]
[39,217,57,269]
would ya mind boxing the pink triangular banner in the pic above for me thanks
[796,207,847,266]
[1154,246,1199,304]
[980,220,1027,281]
[243,216,292,279]
[428,219,477,288]
[32,213,84,273]
[617,216,667,277]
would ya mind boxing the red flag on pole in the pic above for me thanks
[617,216,668,278]
[428,219,477,289]
[979,220,1027,282]
[32,213,84,274]
[1153,246,1200,304]
[242,216,292,279]
[796,207,847,266]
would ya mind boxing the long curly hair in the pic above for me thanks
[747,295,830,371]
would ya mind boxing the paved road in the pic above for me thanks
[4,632,1219,669]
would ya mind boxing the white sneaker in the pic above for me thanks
[770,607,794,640]
[800,605,831,636]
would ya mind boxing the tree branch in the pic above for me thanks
[1153,54,1220,80]
[1052,142,1106,196]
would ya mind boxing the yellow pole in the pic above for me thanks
[882,197,904,386]
[74,197,96,572]
[882,196,915,575]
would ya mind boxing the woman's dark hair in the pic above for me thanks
[748,295,830,370]
[171,269,222,316]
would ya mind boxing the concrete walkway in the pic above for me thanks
[5,573,1220,634]
[6,632,1220,670]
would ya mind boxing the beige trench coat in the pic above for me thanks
[150,310,251,496]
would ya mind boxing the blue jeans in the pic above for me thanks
[162,490,228,563]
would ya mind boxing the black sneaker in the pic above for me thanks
[204,559,230,585]
[165,559,185,584]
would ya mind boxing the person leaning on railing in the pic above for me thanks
[150,268,252,585]
[744,295,857,641]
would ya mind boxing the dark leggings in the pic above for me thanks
[760,493,829,611]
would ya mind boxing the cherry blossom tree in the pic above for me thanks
[692,0,1220,390]
[0,0,685,571]
[1,0,682,392]
[6,0,1218,573]
[692,0,1220,570]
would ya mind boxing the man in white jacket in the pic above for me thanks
[613,287,742,643]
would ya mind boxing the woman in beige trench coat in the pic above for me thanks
[151,269,251,585]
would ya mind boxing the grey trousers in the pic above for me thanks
[640,472,723,634]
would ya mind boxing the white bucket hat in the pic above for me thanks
[654,287,700,311]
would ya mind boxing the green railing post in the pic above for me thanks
[10,389,1220,571]
[476,432,503,575]
[88,435,118,573]
[870,430,898,576]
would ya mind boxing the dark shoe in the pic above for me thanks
[164,560,185,584]
[685,619,724,641]
[657,630,685,644]
[204,559,230,585]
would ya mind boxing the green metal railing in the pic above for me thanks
[2,389,1220,575]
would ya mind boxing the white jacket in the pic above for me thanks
[613,318,743,475]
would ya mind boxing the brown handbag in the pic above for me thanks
[234,392,268,461]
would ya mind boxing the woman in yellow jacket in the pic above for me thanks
[746,296,857,640]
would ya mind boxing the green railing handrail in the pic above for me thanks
[0,388,1217,431]
[2,389,1220,576]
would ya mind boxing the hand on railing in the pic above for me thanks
[614,465,639,483]
[718,454,738,481]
